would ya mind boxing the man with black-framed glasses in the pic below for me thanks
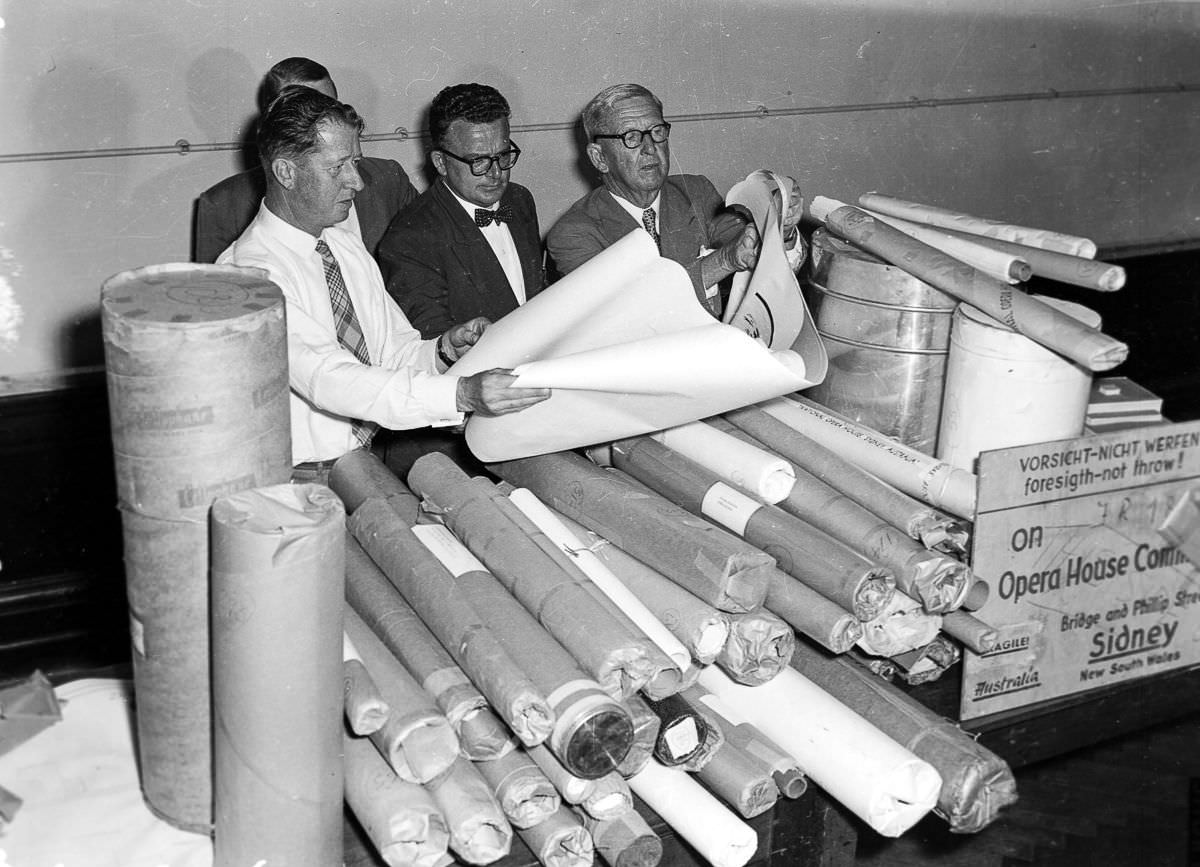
[549,83,805,318]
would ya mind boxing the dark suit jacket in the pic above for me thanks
[376,179,546,339]
[546,174,746,314]
[193,156,416,263]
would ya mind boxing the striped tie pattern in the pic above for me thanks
[316,238,378,449]
[641,207,661,251]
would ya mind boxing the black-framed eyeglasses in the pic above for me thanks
[592,122,671,149]
[438,141,521,176]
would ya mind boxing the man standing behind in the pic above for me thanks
[548,83,804,318]
[218,86,547,480]
[195,57,415,263]
[377,83,544,339]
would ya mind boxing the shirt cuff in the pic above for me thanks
[425,374,465,427]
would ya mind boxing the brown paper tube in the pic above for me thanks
[961,579,991,611]
[941,609,1000,654]
[348,498,554,746]
[517,804,594,867]
[102,263,291,831]
[344,605,460,784]
[527,743,596,804]
[760,566,861,655]
[717,609,795,685]
[581,772,634,821]
[346,535,514,760]
[409,454,658,699]
[677,706,726,773]
[642,692,712,767]
[330,447,421,520]
[344,730,450,867]
[813,200,1127,371]
[673,692,777,818]
[413,522,634,780]
[578,807,663,867]
[343,655,390,736]
[425,758,513,865]
[721,407,971,557]
[933,225,1125,291]
[611,436,895,621]
[210,484,345,867]
[790,640,1017,832]
[473,748,560,830]
[616,694,661,779]
[490,451,772,613]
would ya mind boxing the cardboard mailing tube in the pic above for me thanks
[961,579,991,611]
[611,436,895,621]
[710,418,970,613]
[721,408,970,556]
[616,694,661,778]
[527,743,597,804]
[642,692,712,767]
[789,641,1017,833]
[677,706,726,773]
[209,484,344,867]
[344,605,460,784]
[473,748,560,829]
[856,591,942,657]
[330,448,421,520]
[348,498,554,746]
[346,535,513,760]
[763,567,863,655]
[861,209,1033,283]
[343,636,390,735]
[577,808,663,867]
[413,522,634,780]
[650,420,795,503]
[425,758,513,865]
[717,609,795,685]
[490,451,773,613]
[941,609,1000,654]
[580,772,634,821]
[409,453,658,699]
[675,692,778,818]
[814,198,1126,371]
[516,804,594,867]
[344,730,450,867]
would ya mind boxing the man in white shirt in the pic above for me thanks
[219,86,548,479]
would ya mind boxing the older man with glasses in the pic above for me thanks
[548,83,804,318]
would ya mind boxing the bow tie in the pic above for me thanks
[475,205,514,227]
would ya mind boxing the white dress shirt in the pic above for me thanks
[219,203,462,464]
[446,183,527,305]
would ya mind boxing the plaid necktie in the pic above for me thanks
[315,238,378,449]
[641,207,661,251]
[475,205,515,227]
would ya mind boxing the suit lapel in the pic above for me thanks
[658,180,703,264]
[433,181,516,302]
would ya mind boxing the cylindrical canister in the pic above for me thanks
[100,262,291,831]
[936,296,1099,472]
[803,229,958,454]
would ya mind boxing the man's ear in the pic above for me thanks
[431,150,448,178]
[270,157,297,190]
[586,142,607,175]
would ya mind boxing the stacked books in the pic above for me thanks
[1085,376,1166,433]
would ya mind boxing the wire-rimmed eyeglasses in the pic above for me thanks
[438,141,521,176]
[592,122,671,149]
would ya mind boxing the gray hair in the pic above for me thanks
[581,83,663,140]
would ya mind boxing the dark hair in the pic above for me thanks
[428,83,511,150]
[257,85,363,168]
[582,83,663,140]
[262,57,332,107]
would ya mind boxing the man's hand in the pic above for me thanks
[721,223,760,273]
[456,368,550,416]
[440,316,490,364]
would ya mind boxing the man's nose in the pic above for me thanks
[639,133,658,155]
[485,158,505,179]
[345,163,365,191]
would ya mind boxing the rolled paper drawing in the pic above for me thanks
[685,686,807,799]
[698,665,942,838]
[627,760,759,867]
[578,807,663,867]
[717,609,795,686]
[650,420,795,504]
[527,743,597,805]
[580,772,634,821]
[344,633,390,736]
[344,606,460,784]
[413,522,634,780]
[425,758,513,865]
[712,417,970,613]
[941,609,1000,655]
[758,395,978,519]
[813,197,1126,371]
[789,641,1017,833]
[344,730,450,867]
[643,692,712,767]
[763,566,863,654]
[930,224,1125,291]
[857,592,942,658]
[517,804,594,867]
[720,407,971,555]
[506,487,693,697]
[556,513,731,665]
[961,579,991,612]
[490,451,773,613]
[410,453,658,699]
[861,209,1033,283]
[472,748,560,830]
[346,536,513,760]
[889,634,962,686]
[210,484,344,866]
[857,191,1098,258]
[616,694,661,779]
[610,436,895,621]
[330,448,421,520]
[349,498,554,746]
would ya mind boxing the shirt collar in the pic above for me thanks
[443,179,500,219]
[608,190,662,224]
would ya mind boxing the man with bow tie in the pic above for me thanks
[377,83,546,340]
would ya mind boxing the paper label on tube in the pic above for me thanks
[664,718,701,757]
[411,523,486,577]
[700,482,760,536]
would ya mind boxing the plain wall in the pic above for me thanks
[2,0,1198,379]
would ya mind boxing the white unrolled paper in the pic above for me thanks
[652,420,796,504]
[697,666,942,837]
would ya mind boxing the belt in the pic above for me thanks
[293,458,339,472]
